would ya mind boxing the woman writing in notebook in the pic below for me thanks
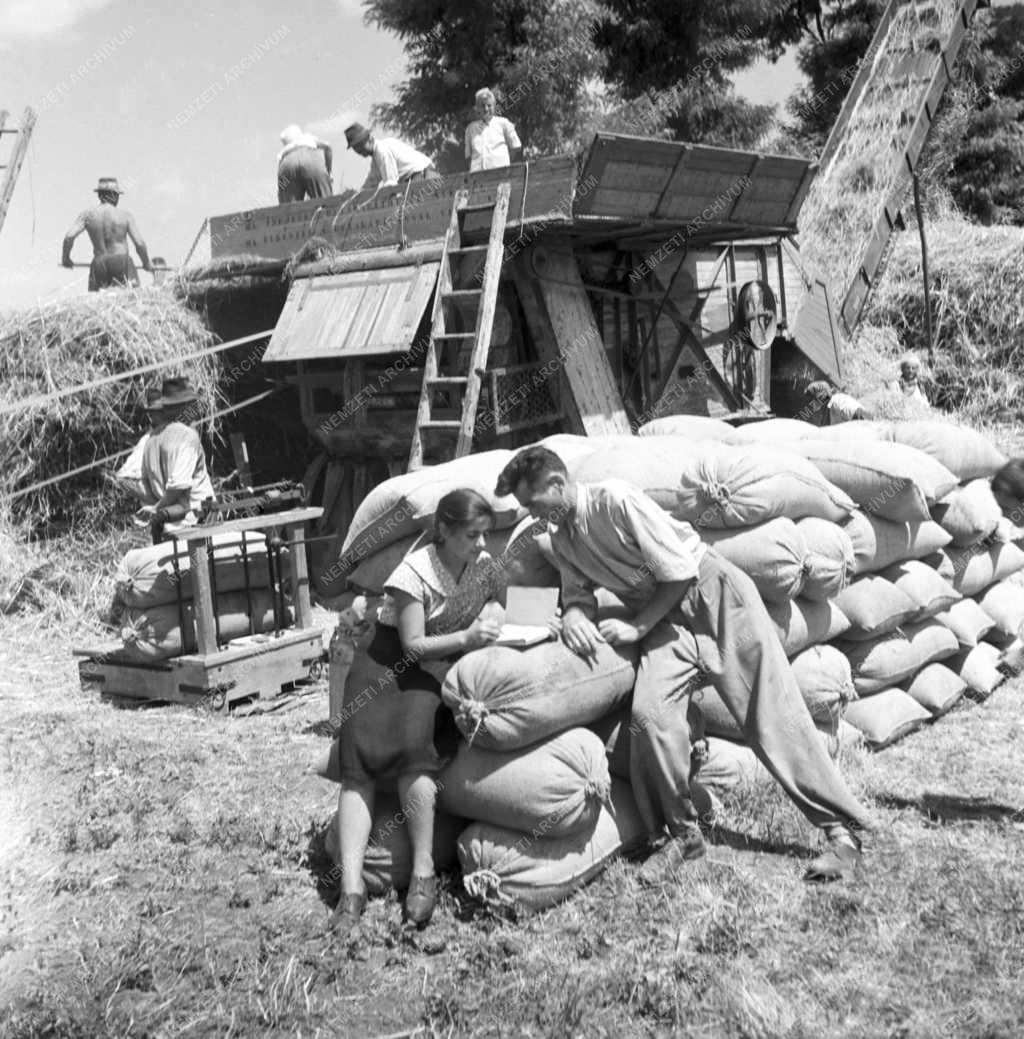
[332,489,508,935]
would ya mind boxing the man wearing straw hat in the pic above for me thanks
[131,377,214,542]
[61,177,153,291]
[345,122,438,191]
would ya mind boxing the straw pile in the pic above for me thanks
[798,0,961,307]
[0,288,221,528]
[862,220,1024,422]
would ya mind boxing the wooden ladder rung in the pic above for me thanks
[448,245,489,255]
[433,332,476,339]
[427,377,468,386]
[443,289,483,298]
[419,420,463,430]
[459,203,497,214]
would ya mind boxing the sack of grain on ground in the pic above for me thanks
[701,519,809,602]
[833,575,920,640]
[587,698,704,783]
[903,663,967,717]
[501,516,560,588]
[841,510,952,574]
[794,517,856,601]
[441,639,638,750]
[934,541,1024,597]
[722,417,820,444]
[838,631,920,696]
[931,479,1003,547]
[765,597,852,656]
[347,529,512,596]
[340,449,524,566]
[699,737,773,795]
[901,619,961,670]
[438,728,610,839]
[457,777,646,912]
[782,440,958,522]
[110,588,289,662]
[933,597,997,648]
[637,415,734,440]
[888,420,1008,482]
[843,689,932,750]
[674,442,855,528]
[325,795,464,896]
[949,642,1006,698]
[975,579,1024,640]
[808,420,893,443]
[112,531,275,611]
[537,433,617,472]
[878,559,961,618]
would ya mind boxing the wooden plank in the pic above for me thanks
[209,156,576,261]
[285,523,313,629]
[175,628,321,668]
[170,507,323,542]
[186,540,216,655]
[512,245,631,436]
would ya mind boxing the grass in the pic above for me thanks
[2,517,1024,1038]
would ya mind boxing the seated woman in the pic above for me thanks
[332,489,507,935]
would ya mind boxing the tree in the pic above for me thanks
[365,0,605,171]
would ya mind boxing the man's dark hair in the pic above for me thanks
[495,446,567,497]
[98,190,119,205]
[992,458,1024,510]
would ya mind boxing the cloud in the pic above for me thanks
[0,0,117,47]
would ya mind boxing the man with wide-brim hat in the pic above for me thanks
[62,177,153,291]
[125,377,215,542]
[345,122,439,192]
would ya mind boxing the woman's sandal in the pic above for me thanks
[403,875,437,927]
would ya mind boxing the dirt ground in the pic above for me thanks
[2,571,1024,1039]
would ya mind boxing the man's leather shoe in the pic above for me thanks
[403,874,437,927]
[638,825,706,885]
[329,891,366,935]
[804,835,861,882]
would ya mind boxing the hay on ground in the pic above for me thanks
[0,287,221,529]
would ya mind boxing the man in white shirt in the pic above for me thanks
[345,122,438,190]
[465,88,522,172]
[886,352,931,408]
[805,381,870,425]
[277,124,333,203]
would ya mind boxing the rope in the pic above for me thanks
[462,869,515,906]
[457,699,489,746]
[10,386,282,500]
[515,161,529,244]
[0,329,273,418]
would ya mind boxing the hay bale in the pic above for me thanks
[0,288,220,526]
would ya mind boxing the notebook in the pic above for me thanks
[494,585,560,648]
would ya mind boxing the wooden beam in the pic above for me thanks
[511,245,631,436]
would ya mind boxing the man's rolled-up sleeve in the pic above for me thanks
[617,491,701,584]
[165,430,203,491]
[553,549,598,614]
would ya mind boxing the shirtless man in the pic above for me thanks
[62,177,152,291]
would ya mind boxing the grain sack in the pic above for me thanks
[809,421,893,443]
[341,450,524,565]
[782,440,958,522]
[933,598,997,648]
[935,542,1024,597]
[438,729,610,839]
[766,598,852,656]
[699,737,772,794]
[674,443,855,529]
[878,560,961,618]
[573,439,710,511]
[637,415,733,439]
[587,701,704,784]
[889,420,1008,481]
[458,778,647,911]
[796,517,856,602]
[902,619,961,670]
[502,516,560,588]
[537,433,609,472]
[839,631,919,695]
[833,576,919,640]
[950,643,1005,698]
[790,645,857,730]
[113,532,273,610]
[722,417,819,443]
[903,663,967,716]
[931,480,1003,547]
[110,589,287,663]
[841,510,952,574]
[976,580,1024,640]
[843,689,931,750]
[347,530,511,596]
[441,639,638,750]
[701,519,809,603]
[326,795,464,896]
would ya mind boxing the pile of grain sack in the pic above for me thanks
[326,420,1022,910]
[105,533,293,661]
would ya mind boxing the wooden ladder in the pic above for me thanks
[408,182,511,471]
[0,107,36,239]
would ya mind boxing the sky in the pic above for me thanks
[0,0,800,313]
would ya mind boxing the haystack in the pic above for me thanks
[861,219,1024,422]
[0,287,221,527]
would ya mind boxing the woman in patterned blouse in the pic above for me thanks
[333,489,507,935]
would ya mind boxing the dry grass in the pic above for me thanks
[0,288,221,529]
[2,522,1024,1038]
[799,1,962,307]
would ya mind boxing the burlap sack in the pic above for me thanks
[878,559,961,618]
[843,689,931,750]
[701,518,809,603]
[722,418,819,444]
[974,579,1024,640]
[902,619,961,670]
[889,420,1007,481]
[839,631,919,695]
[903,663,966,716]
[501,516,560,588]
[765,598,852,656]
[949,643,1005,698]
[439,728,610,839]
[933,598,997,648]
[796,516,856,601]
[936,542,1024,598]
[931,480,1003,547]
[637,415,733,439]
[833,576,920,640]
[841,510,952,574]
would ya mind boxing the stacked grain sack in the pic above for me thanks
[106,532,290,660]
